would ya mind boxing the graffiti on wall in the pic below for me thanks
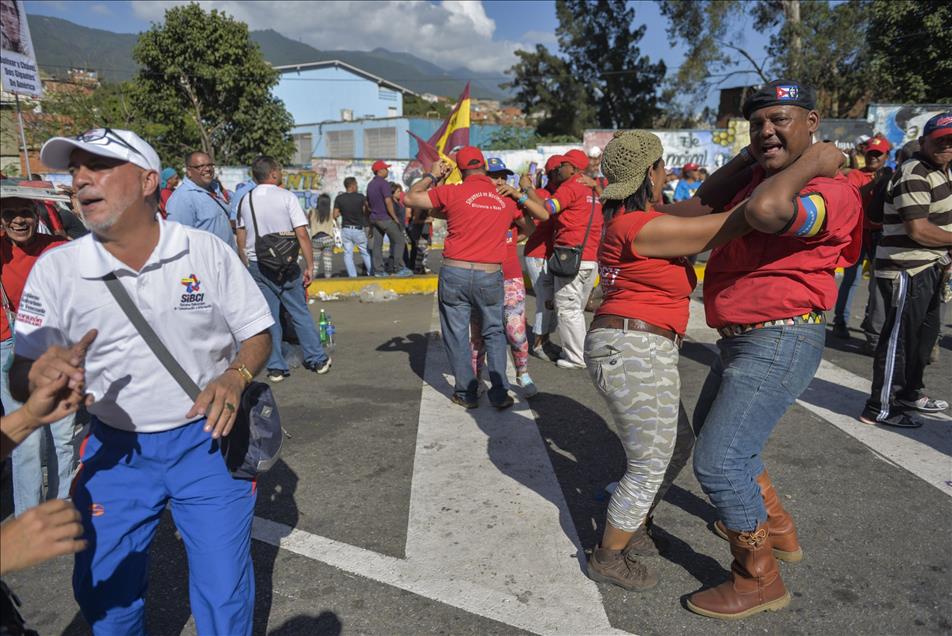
[868,104,947,155]
[584,126,740,172]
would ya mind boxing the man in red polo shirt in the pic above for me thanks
[403,147,548,409]
[527,149,603,369]
[832,135,892,343]
[685,80,861,620]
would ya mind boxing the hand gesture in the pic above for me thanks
[576,174,598,188]
[28,329,97,399]
[496,183,521,200]
[23,369,89,427]
[431,160,451,179]
[813,142,847,178]
[0,499,87,575]
[519,174,534,191]
[186,369,245,440]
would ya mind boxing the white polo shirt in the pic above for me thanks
[14,219,274,433]
[235,184,308,263]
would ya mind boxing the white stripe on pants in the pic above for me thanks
[554,260,597,365]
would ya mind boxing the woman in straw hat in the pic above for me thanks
[583,130,752,591]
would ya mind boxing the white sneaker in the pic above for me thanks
[556,358,585,370]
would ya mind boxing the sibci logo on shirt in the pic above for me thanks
[177,273,209,310]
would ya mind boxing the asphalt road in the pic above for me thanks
[3,273,951,635]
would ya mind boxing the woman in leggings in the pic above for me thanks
[584,131,750,590]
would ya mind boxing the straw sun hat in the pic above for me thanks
[600,130,663,201]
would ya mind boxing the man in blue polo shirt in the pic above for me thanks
[167,150,237,250]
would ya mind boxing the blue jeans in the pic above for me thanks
[341,226,371,277]
[833,234,877,325]
[692,324,825,531]
[248,262,328,373]
[438,266,509,404]
[2,336,76,516]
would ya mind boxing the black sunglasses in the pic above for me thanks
[76,127,145,160]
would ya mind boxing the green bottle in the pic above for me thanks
[318,309,328,344]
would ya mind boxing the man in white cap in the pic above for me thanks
[8,127,273,635]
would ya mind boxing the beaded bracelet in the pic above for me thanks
[516,194,529,206]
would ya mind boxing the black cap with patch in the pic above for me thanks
[742,80,816,119]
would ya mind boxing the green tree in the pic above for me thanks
[131,3,294,166]
[483,127,578,151]
[506,0,663,135]
[403,94,452,119]
[866,0,952,103]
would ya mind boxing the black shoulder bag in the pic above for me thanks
[103,273,283,480]
[547,188,597,279]
[242,191,300,277]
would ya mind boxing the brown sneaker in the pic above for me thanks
[623,516,668,558]
[586,546,659,591]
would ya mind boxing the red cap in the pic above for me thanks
[544,155,564,173]
[372,160,391,172]
[864,137,892,154]
[682,162,700,172]
[564,149,589,170]
[455,146,485,170]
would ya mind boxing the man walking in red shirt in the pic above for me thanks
[404,147,548,409]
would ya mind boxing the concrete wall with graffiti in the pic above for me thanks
[867,103,947,155]
[583,124,747,172]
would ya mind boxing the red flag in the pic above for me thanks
[408,131,441,171]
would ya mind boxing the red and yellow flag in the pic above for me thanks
[408,82,471,184]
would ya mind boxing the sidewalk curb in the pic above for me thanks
[308,274,438,298]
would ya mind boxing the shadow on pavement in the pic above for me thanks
[376,333,430,382]
[268,611,342,635]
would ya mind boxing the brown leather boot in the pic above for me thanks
[587,546,659,591]
[623,515,668,558]
[687,523,791,619]
[713,470,803,562]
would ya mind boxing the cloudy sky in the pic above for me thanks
[25,0,769,84]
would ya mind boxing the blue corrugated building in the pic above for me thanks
[273,60,521,164]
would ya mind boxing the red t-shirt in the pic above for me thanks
[502,226,523,279]
[1,234,66,340]
[704,166,862,328]
[845,169,878,231]
[428,174,523,264]
[596,210,697,334]
[549,175,603,261]
[523,187,555,259]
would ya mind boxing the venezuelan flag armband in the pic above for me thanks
[775,192,827,237]
[544,198,562,216]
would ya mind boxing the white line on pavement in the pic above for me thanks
[686,300,952,498]
[253,298,630,635]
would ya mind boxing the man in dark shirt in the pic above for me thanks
[367,161,411,277]
[333,177,371,277]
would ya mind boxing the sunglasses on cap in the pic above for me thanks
[76,127,146,160]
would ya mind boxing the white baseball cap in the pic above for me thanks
[41,128,161,173]
[588,146,602,158]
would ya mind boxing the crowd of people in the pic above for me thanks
[0,77,949,633]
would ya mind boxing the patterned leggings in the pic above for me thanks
[584,328,694,532]
[471,277,529,376]
[311,234,335,278]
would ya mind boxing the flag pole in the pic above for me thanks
[14,93,31,177]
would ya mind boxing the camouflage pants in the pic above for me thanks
[584,328,694,532]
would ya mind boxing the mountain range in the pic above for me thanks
[26,15,510,100]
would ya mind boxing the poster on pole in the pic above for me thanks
[1,0,42,96]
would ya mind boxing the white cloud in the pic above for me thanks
[90,3,112,15]
[521,29,558,48]
[130,0,529,73]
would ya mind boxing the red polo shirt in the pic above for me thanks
[845,169,879,231]
[428,174,523,264]
[548,175,603,261]
[2,234,66,340]
[596,210,697,334]
[523,187,555,259]
[704,165,862,328]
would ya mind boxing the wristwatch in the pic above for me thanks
[228,363,253,386]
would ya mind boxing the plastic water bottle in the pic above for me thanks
[318,309,328,344]
[326,322,336,351]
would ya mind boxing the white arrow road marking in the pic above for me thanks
[686,300,952,498]
[253,298,630,635]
